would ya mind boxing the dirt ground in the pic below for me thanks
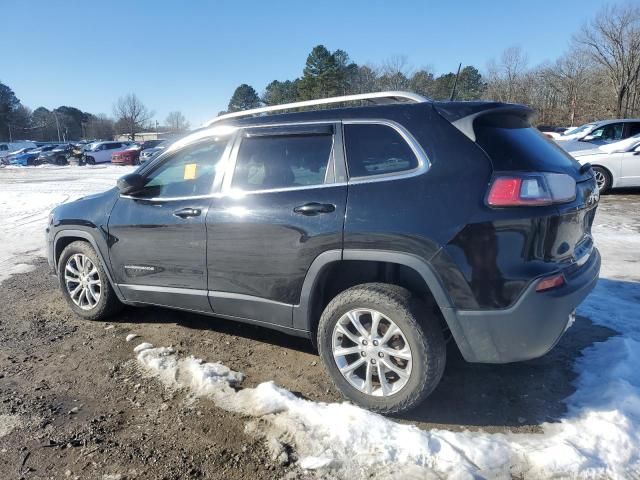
[1,192,635,480]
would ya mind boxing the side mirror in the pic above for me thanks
[581,134,595,142]
[117,173,145,195]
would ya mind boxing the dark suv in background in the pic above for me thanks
[47,92,600,413]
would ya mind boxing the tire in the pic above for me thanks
[86,156,95,166]
[593,166,612,194]
[58,241,123,320]
[317,283,446,414]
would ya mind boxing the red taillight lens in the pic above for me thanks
[487,173,575,207]
[536,273,565,292]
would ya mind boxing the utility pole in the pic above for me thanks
[155,120,159,138]
[8,123,12,142]
[449,62,462,101]
[53,111,61,142]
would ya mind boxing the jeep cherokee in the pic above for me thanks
[47,91,600,414]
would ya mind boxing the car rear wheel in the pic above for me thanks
[58,241,122,320]
[593,166,612,194]
[317,283,446,414]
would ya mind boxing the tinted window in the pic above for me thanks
[344,124,418,178]
[232,134,332,191]
[475,123,578,173]
[627,122,640,137]
[141,140,228,198]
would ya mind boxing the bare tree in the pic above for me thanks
[377,55,412,90]
[165,111,190,132]
[113,93,153,140]
[576,3,640,117]
[486,46,529,103]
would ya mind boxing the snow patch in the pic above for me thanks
[125,334,139,342]
[0,414,23,437]
[135,274,640,478]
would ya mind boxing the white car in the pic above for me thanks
[83,141,132,165]
[0,141,37,160]
[572,134,640,192]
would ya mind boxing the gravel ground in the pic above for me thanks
[0,188,636,480]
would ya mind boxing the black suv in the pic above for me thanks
[47,92,600,414]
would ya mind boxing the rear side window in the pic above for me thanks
[475,121,578,173]
[344,123,418,178]
[232,134,332,191]
[627,122,640,137]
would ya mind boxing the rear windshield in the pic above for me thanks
[475,121,579,173]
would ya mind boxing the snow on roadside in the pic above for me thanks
[0,165,134,283]
[134,211,640,479]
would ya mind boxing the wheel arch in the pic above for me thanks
[293,249,469,352]
[591,164,615,187]
[54,229,125,302]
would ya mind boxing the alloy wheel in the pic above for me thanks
[594,169,606,192]
[64,253,101,310]
[332,308,413,397]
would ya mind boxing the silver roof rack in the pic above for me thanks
[205,91,428,127]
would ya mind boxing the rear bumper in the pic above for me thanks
[450,248,600,363]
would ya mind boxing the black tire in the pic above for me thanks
[317,283,446,414]
[58,241,123,320]
[86,156,95,166]
[593,166,612,194]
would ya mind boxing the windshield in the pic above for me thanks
[562,123,596,136]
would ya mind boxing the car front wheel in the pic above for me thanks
[58,241,122,320]
[317,283,446,414]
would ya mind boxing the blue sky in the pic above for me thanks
[2,0,607,126]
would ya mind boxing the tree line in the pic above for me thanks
[226,2,640,128]
[0,86,190,143]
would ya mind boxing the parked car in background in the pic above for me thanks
[47,91,600,414]
[139,140,169,164]
[1,147,36,165]
[572,134,640,192]
[538,125,568,139]
[10,145,59,166]
[0,141,37,161]
[112,140,167,166]
[83,141,131,165]
[555,119,640,152]
[38,144,74,165]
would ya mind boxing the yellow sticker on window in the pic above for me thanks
[184,163,197,180]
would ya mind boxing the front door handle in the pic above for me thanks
[293,202,336,216]
[173,207,202,218]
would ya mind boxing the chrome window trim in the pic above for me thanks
[342,119,430,184]
[121,118,431,200]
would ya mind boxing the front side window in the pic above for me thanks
[232,134,333,191]
[140,139,228,198]
[627,122,640,137]
[344,123,419,178]
[589,123,624,141]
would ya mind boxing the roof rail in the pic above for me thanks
[205,91,428,127]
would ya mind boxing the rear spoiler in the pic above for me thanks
[434,102,536,142]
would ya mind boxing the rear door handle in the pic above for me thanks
[173,207,201,218]
[293,202,336,216]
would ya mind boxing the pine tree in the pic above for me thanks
[263,80,299,105]
[227,84,261,112]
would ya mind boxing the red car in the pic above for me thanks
[111,140,165,165]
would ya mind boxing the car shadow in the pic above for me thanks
[395,315,617,429]
[116,305,316,354]
[111,277,632,431]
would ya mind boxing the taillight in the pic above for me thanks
[536,273,565,292]
[487,173,576,207]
